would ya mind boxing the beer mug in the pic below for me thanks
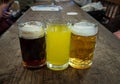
[46,20,71,70]
[69,21,98,69]
[18,21,46,69]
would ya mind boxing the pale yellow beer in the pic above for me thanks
[46,24,71,70]
[69,21,98,69]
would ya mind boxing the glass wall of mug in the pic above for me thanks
[46,19,71,70]
[69,20,98,69]
[18,21,46,69]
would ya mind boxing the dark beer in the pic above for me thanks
[19,37,46,68]
[18,21,46,69]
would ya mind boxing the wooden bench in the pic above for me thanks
[93,0,120,21]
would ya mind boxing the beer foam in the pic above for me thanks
[19,21,44,39]
[71,21,98,36]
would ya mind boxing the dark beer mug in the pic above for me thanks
[18,21,46,69]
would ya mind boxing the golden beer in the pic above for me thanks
[69,21,98,69]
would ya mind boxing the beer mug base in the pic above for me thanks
[47,62,69,71]
[69,58,92,69]
[23,61,46,69]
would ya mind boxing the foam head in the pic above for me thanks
[71,21,98,36]
[19,21,44,39]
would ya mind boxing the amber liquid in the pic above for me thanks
[69,33,97,69]
[19,37,46,69]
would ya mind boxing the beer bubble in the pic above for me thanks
[71,21,98,36]
[19,21,44,39]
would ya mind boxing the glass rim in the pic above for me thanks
[70,20,98,36]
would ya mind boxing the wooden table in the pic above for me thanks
[0,1,120,84]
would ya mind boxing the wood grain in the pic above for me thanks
[0,1,120,84]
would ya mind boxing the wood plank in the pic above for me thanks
[0,1,120,84]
